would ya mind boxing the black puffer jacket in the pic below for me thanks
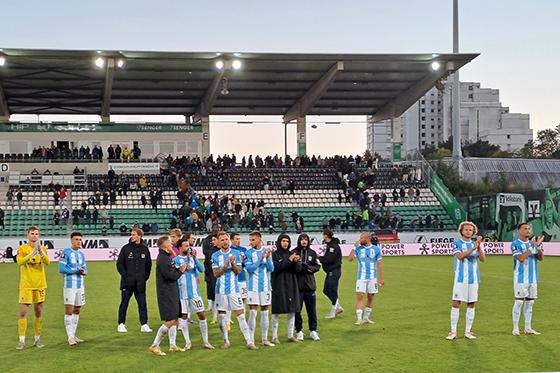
[293,234,320,292]
[116,239,152,292]
[320,237,342,273]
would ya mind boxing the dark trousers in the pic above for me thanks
[205,275,216,301]
[118,287,148,325]
[323,268,341,305]
[295,291,317,332]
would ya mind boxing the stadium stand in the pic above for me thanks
[0,155,456,237]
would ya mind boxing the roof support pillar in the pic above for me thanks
[297,116,306,157]
[201,116,210,159]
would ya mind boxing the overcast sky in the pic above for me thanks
[1,0,558,157]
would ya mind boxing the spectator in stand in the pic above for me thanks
[142,222,151,234]
[107,145,115,160]
[415,187,421,202]
[16,189,23,209]
[59,187,67,207]
[289,180,295,194]
[133,144,141,160]
[380,192,387,207]
[122,146,133,160]
[119,223,128,236]
[138,175,147,190]
[407,186,415,201]
[73,166,81,175]
[6,189,14,207]
[150,221,159,235]
[53,211,60,226]
[31,168,39,175]
[392,189,399,202]
[92,207,99,225]
[141,194,147,207]
[53,190,60,206]
[399,187,406,202]
[61,208,70,225]
[115,144,122,160]
[109,216,115,230]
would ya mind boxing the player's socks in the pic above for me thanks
[260,310,270,341]
[212,304,218,322]
[364,307,373,320]
[249,309,258,336]
[512,300,523,332]
[287,313,295,338]
[465,308,475,333]
[271,314,279,340]
[18,318,27,340]
[207,299,213,312]
[168,325,177,347]
[199,319,209,344]
[450,307,460,333]
[33,317,43,337]
[237,314,253,344]
[523,300,534,331]
[179,318,191,345]
[226,310,232,324]
[152,324,168,347]
[219,314,229,344]
[72,314,80,338]
[64,314,74,339]
[356,309,363,323]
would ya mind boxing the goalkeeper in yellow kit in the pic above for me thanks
[16,226,50,350]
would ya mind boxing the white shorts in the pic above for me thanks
[452,283,479,303]
[180,297,205,314]
[356,279,378,294]
[247,290,271,306]
[63,288,86,307]
[215,293,244,312]
[239,281,248,300]
[514,283,538,299]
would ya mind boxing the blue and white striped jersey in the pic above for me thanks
[232,245,248,282]
[173,255,204,299]
[245,248,274,292]
[452,239,480,284]
[355,245,382,281]
[58,248,87,289]
[511,239,539,285]
[212,249,241,295]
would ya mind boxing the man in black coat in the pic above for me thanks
[293,233,321,341]
[116,228,152,333]
[202,225,220,321]
[271,234,302,343]
[148,236,188,356]
[319,229,344,319]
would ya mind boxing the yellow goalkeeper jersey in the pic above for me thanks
[17,243,50,290]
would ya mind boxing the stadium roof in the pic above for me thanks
[0,48,478,123]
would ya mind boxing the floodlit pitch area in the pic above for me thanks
[1,256,559,372]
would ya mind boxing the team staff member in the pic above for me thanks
[117,228,152,333]
[320,229,343,319]
[16,226,50,350]
[294,233,321,341]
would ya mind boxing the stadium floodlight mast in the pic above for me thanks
[430,61,441,71]
[117,59,125,69]
[215,60,225,70]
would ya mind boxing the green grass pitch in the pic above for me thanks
[0,256,559,372]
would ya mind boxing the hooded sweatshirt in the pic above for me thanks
[293,234,321,292]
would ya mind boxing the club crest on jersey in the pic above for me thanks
[308,256,313,261]
[141,254,146,258]
[128,253,133,259]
